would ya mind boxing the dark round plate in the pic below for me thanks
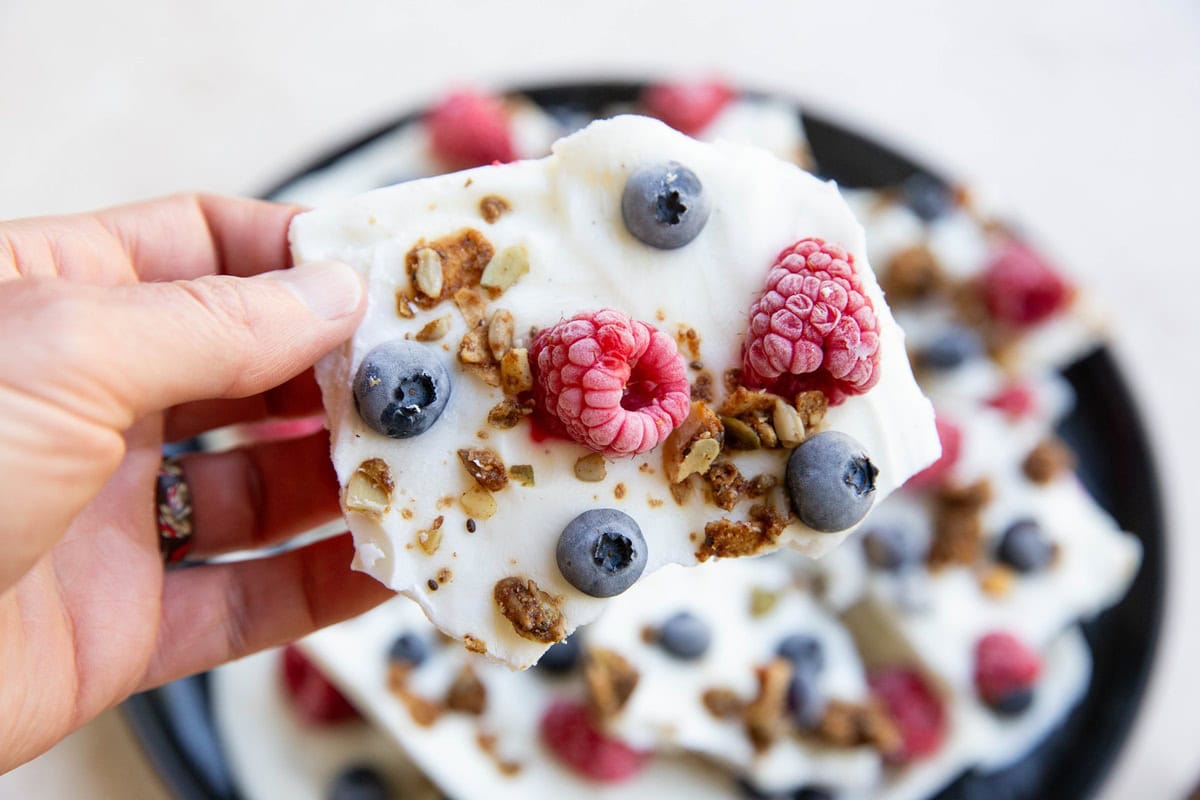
[122,81,1165,800]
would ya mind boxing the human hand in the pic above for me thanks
[0,194,393,771]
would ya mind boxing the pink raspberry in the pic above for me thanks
[427,89,516,170]
[640,78,736,135]
[974,632,1041,705]
[904,414,961,490]
[980,240,1072,326]
[742,238,882,405]
[280,645,360,725]
[868,668,946,762]
[530,308,690,457]
[540,700,649,782]
[985,382,1037,419]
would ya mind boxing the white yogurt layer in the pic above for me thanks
[291,115,939,667]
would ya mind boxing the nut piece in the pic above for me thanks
[701,687,745,719]
[508,464,535,487]
[794,390,829,430]
[585,648,640,721]
[493,577,565,644]
[487,309,515,360]
[488,398,531,429]
[662,401,724,483]
[463,635,487,655]
[980,564,1015,597]
[1022,437,1076,484]
[749,587,780,617]
[345,458,394,521]
[444,665,487,715]
[460,486,497,520]
[479,194,511,224]
[480,244,530,292]
[773,399,805,447]
[744,658,792,751]
[452,287,489,327]
[721,416,761,450]
[413,247,445,298]
[574,453,607,482]
[457,447,508,491]
[416,516,445,555]
[415,314,452,342]
[499,348,533,396]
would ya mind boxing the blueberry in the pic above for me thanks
[353,339,451,439]
[658,611,711,660]
[793,788,836,800]
[988,686,1035,716]
[997,519,1055,573]
[901,172,953,222]
[387,632,429,667]
[621,161,711,249]
[556,508,648,597]
[785,432,878,533]
[862,524,926,571]
[327,764,390,800]
[537,633,582,674]
[787,671,825,729]
[920,325,984,370]
[776,634,824,676]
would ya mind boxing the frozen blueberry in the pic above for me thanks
[658,611,711,660]
[776,634,825,676]
[793,788,836,800]
[920,325,984,370]
[862,524,926,571]
[785,432,878,533]
[537,633,582,674]
[387,632,430,667]
[901,172,953,222]
[997,519,1055,573]
[988,686,1035,716]
[327,764,390,800]
[621,161,711,249]
[787,671,825,729]
[556,508,648,597]
[353,339,451,439]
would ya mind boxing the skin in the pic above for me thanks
[0,194,394,772]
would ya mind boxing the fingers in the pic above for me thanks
[142,534,393,690]
[164,368,324,442]
[178,430,341,558]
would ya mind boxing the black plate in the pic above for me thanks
[122,81,1165,800]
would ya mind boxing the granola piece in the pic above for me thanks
[487,398,531,429]
[344,458,394,521]
[744,474,778,499]
[980,564,1016,597]
[816,699,903,755]
[457,323,493,365]
[675,325,702,361]
[723,367,743,395]
[772,398,805,447]
[881,244,945,303]
[613,482,627,499]
[476,733,522,776]
[794,390,829,430]
[701,687,745,719]
[395,291,415,318]
[416,516,445,555]
[452,286,489,327]
[743,658,792,751]
[585,648,640,721]
[487,309,514,360]
[457,448,509,491]
[749,587,780,617]
[1022,436,1076,484]
[927,479,993,568]
[414,314,452,342]
[405,229,494,309]
[493,577,566,644]
[387,664,442,727]
[499,348,533,395]
[668,474,697,505]
[690,369,715,403]
[662,401,724,483]
[574,453,607,482]
[696,504,788,562]
[747,415,778,449]
[463,635,487,655]
[444,665,487,715]
[508,464,535,487]
[480,244,530,292]
[703,458,745,511]
[478,194,511,224]
[460,487,497,520]
[719,386,778,418]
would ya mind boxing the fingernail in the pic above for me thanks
[272,261,364,320]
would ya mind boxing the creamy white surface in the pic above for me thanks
[291,115,939,667]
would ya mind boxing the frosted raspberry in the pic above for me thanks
[868,668,946,762]
[427,89,516,170]
[530,309,690,457]
[974,631,1041,705]
[540,700,649,782]
[743,238,882,405]
[280,645,360,725]
[904,414,960,490]
[641,79,736,135]
[980,240,1072,326]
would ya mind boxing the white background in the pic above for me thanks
[1,0,1197,797]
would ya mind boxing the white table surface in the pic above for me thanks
[2,0,1197,797]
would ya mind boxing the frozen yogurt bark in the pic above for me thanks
[290,114,939,667]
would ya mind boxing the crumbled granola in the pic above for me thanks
[395,291,415,318]
[479,194,511,224]
[457,322,502,387]
[675,325,702,361]
[493,577,566,644]
[882,244,945,303]
[614,482,627,500]
[696,504,788,562]
[463,635,487,655]
[794,390,829,430]
[387,664,442,727]
[487,398,532,429]
[574,453,607,482]
[487,309,515,360]
[703,458,745,511]
[405,229,494,310]
[480,244,530,292]
[414,315,452,342]
[499,348,533,395]
[1022,436,1076,484]
[508,464,535,487]
[690,370,715,403]
[452,286,490,327]
[445,665,487,715]
[744,474,778,499]
[476,733,523,776]
[457,448,509,491]
[701,687,745,719]
[928,479,993,568]
[663,401,724,483]
[815,699,902,756]
[585,648,640,721]
[743,658,792,751]
[719,387,777,418]
[344,458,394,521]
[980,564,1015,597]
[669,474,697,505]
[416,516,445,555]
[723,368,743,395]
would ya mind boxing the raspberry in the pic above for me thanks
[640,79,736,135]
[980,240,1072,326]
[427,89,516,170]
[974,631,1041,705]
[904,414,960,490]
[280,645,360,725]
[985,382,1037,419]
[530,308,690,457]
[868,668,946,762]
[742,239,881,405]
[539,700,649,782]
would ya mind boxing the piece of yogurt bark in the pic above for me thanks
[291,114,939,667]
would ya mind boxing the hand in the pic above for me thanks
[0,194,393,771]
